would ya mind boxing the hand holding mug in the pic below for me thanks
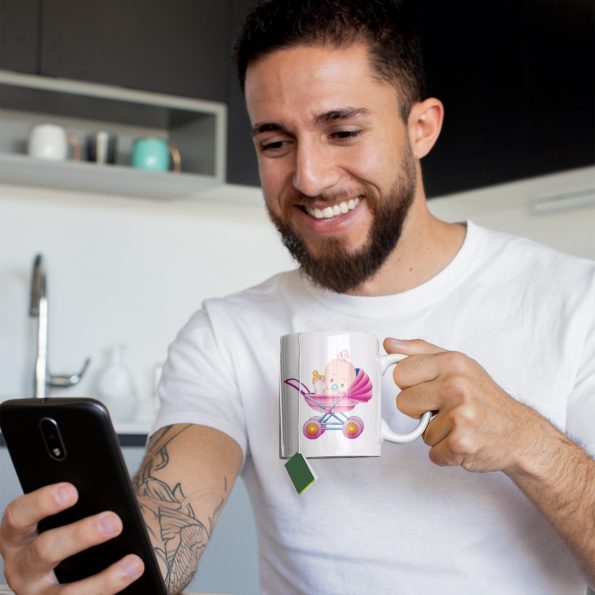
[384,337,544,474]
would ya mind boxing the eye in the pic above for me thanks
[257,137,293,156]
[261,140,285,151]
[331,129,361,141]
[330,377,334,383]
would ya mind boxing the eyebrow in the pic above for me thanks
[251,107,370,137]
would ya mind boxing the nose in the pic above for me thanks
[292,139,341,198]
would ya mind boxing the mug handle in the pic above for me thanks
[378,353,432,443]
[169,144,182,173]
[67,132,81,161]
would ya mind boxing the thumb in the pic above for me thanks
[383,337,447,356]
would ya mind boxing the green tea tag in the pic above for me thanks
[285,452,317,494]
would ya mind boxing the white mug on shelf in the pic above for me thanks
[28,123,81,161]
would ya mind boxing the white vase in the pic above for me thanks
[97,345,137,422]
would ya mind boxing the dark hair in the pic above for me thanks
[233,0,426,120]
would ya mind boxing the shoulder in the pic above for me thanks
[203,268,306,312]
[471,222,595,291]
[178,269,307,338]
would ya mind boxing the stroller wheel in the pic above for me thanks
[343,416,364,439]
[303,417,324,439]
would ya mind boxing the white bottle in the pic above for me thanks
[134,363,163,425]
[97,344,137,422]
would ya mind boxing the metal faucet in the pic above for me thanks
[29,254,91,398]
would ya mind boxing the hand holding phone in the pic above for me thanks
[0,482,145,594]
[0,398,167,594]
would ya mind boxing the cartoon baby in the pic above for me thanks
[312,350,356,396]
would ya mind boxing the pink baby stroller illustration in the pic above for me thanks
[283,352,373,440]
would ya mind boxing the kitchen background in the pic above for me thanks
[1,1,594,594]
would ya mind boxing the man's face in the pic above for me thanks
[245,43,418,293]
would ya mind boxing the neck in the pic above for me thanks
[346,188,466,297]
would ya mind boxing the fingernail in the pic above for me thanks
[54,484,75,505]
[387,337,406,345]
[122,557,143,578]
[98,513,120,536]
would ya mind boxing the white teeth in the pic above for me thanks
[305,197,361,220]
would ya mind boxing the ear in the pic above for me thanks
[407,98,444,159]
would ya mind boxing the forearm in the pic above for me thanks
[506,412,595,587]
[132,424,239,595]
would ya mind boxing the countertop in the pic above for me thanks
[0,421,151,448]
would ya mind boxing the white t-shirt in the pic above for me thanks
[154,221,595,595]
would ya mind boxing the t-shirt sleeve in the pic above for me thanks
[149,308,248,460]
[566,274,595,457]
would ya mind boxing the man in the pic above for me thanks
[1,1,594,593]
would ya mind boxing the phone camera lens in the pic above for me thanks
[39,417,67,461]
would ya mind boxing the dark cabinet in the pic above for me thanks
[226,0,259,187]
[39,0,230,102]
[417,0,594,197]
[0,0,40,74]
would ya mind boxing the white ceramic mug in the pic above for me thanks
[280,331,432,458]
[28,124,81,161]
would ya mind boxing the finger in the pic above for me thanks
[395,349,472,390]
[396,381,442,417]
[1,483,78,546]
[50,554,144,595]
[22,511,123,575]
[384,337,448,357]
[422,413,452,447]
[427,438,466,468]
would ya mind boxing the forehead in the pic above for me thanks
[244,43,398,123]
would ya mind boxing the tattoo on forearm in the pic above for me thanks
[133,426,228,594]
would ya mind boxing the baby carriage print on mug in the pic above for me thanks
[283,350,373,440]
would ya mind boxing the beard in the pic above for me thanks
[266,148,417,294]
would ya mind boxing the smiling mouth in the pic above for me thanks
[303,197,362,220]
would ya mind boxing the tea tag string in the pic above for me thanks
[284,332,317,494]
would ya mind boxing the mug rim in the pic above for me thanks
[281,331,377,340]
[30,123,66,133]
[132,136,168,144]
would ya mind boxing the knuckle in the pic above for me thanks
[396,390,414,415]
[2,502,25,533]
[422,430,433,446]
[73,517,92,546]
[428,448,447,466]
[441,351,469,375]
[3,562,19,589]
[447,430,474,456]
[29,532,53,565]
[442,374,468,400]
[458,404,479,425]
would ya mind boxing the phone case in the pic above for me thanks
[0,398,167,594]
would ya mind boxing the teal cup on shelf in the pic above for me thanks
[131,137,181,173]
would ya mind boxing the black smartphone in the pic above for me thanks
[0,397,167,594]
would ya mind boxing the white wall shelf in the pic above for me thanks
[0,70,227,199]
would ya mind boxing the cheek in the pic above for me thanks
[346,140,399,190]
[259,158,295,205]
